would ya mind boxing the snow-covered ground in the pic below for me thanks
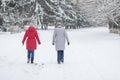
[0,27,120,80]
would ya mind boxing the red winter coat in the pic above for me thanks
[22,26,41,50]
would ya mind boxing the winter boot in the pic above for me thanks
[27,58,30,63]
[61,59,64,63]
[31,58,34,64]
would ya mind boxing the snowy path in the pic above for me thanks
[0,27,120,80]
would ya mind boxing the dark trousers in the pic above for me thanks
[27,50,34,63]
[57,50,64,64]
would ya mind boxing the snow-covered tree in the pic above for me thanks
[0,0,92,31]
[76,0,120,27]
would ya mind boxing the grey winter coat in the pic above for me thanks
[52,26,70,51]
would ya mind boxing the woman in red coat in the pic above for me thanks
[22,24,41,64]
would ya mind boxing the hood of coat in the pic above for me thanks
[28,26,36,32]
[27,26,36,38]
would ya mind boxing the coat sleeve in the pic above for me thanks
[35,31,41,45]
[22,30,28,44]
[64,30,70,43]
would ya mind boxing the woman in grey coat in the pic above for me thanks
[52,23,70,64]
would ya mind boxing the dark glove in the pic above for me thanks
[52,42,54,45]
[38,42,41,45]
[68,42,70,45]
